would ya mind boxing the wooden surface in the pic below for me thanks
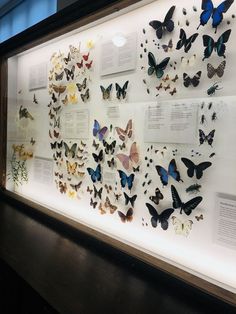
[0,197,235,314]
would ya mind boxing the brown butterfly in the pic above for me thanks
[118,208,133,223]
[172,74,179,82]
[114,193,122,201]
[156,83,163,90]
[105,184,112,194]
[115,119,132,142]
[170,88,177,96]
[99,203,106,215]
[87,186,93,194]
[195,214,203,221]
[52,84,66,95]
[59,181,67,194]
[162,74,169,82]
[104,196,117,214]
[164,84,170,91]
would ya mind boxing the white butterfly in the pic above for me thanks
[171,216,193,237]
[181,54,196,68]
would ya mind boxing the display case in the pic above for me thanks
[1,0,236,305]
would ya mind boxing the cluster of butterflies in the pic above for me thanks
[144,0,234,96]
[100,81,129,100]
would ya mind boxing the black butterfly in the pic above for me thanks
[107,157,115,168]
[199,129,215,146]
[146,203,174,230]
[171,185,202,216]
[55,71,64,81]
[90,198,98,209]
[149,6,176,39]
[92,150,103,163]
[93,185,103,199]
[63,52,71,65]
[202,29,231,60]
[52,93,57,103]
[100,84,112,100]
[183,71,202,87]
[56,151,62,158]
[103,140,116,154]
[64,66,75,81]
[33,94,38,104]
[149,188,164,205]
[133,166,140,172]
[116,81,129,100]
[181,158,212,179]
[76,78,87,92]
[57,140,63,149]
[207,61,226,78]
[81,89,89,102]
[124,192,137,207]
[70,181,82,191]
[92,139,99,150]
[50,142,57,150]
[176,29,198,53]
[148,52,170,79]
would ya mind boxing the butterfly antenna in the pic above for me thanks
[196,23,200,30]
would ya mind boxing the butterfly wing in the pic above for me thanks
[181,158,195,178]
[146,203,159,227]
[207,63,216,78]
[127,174,134,190]
[130,142,139,164]
[121,81,129,99]
[155,165,168,186]
[183,73,191,87]
[216,60,226,77]
[168,159,181,183]
[116,153,130,170]
[182,196,203,216]
[199,0,214,27]
[206,129,215,146]
[216,29,231,57]
[176,28,186,50]
[98,127,108,141]
[149,20,164,39]
[202,35,215,60]
[171,185,182,209]
[212,0,234,28]
[126,208,133,222]
[184,33,199,53]
[199,129,206,145]
[191,71,202,87]
[163,5,175,32]
[156,57,170,79]
[148,52,157,76]
[159,208,174,230]
[93,119,100,137]
[195,162,212,179]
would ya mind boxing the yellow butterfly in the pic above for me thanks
[62,95,68,106]
[69,93,78,104]
[67,190,76,199]
[66,161,78,175]
[77,171,85,177]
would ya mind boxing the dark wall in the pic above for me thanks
[57,0,78,10]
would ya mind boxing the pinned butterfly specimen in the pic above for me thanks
[19,106,34,120]
[114,192,122,201]
[100,84,113,100]
[54,130,60,138]
[171,216,193,236]
[52,84,66,95]
[155,159,182,186]
[59,181,67,194]
[186,184,202,194]
[52,93,57,103]
[172,74,179,83]
[80,89,89,102]
[119,143,126,150]
[30,137,36,145]
[148,52,170,79]
[118,208,133,223]
[85,60,93,69]
[181,54,196,67]
[156,83,163,90]
[93,185,103,199]
[149,6,176,39]
[183,71,202,88]
[162,39,173,52]
[57,141,63,149]
[55,71,64,81]
[195,214,204,221]
[33,94,38,104]
[66,161,78,175]
[53,116,60,128]
[76,78,87,92]
[176,29,198,53]
[83,52,90,61]
[115,119,132,142]
[118,170,134,190]
[76,60,83,69]
[197,0,234,32]
[77,171,85,177]
[87,164,102,183]
[149,188,164,205]
[115,81,129,100]
[69,93,78,104]
[63,52,71,65]
[93,120,108,141]
[92,140,99,150]
[53,106,62,114]
[181,158,212,180]
[99,203,106,215]
[103,140,116,154]
[146,203,174,230]
[199,129,215,146]
[70,181,82,191]
[170,88,177,96]
[133,166,140,172]
[107,157,115,168]
[104,196,117,214]
[207,60,226,78]
[116,142,139,170]
[202,29,231,60]
[92,150,103,163]
[87,186,93,194]
[104,184,112,194]
[90,198,98,209]
[171,185,202,216]
[123,192,137,207]
[64,142,77,158]
[162,74,169,82]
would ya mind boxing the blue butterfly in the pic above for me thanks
[93,119,108,141]
[197,0,234,33]
[155,159,182,186]
[87,164,102,183]
[118,170,134,190]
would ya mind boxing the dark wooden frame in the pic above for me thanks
[0,0,235,307]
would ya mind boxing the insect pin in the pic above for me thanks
[207,82,222,96]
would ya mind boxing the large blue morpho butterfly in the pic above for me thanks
[155,159,182,186]
[197,0,234,33]
[171,185,202,216]
[93,120,108,141]
[118,170,134,190]
[149,6,176,39]
[202,29,231,61]
[148,52,170,79]
[176,29,199,53]
[146,203,174,230]
[181,158,212,179]
[87,164,102,183]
